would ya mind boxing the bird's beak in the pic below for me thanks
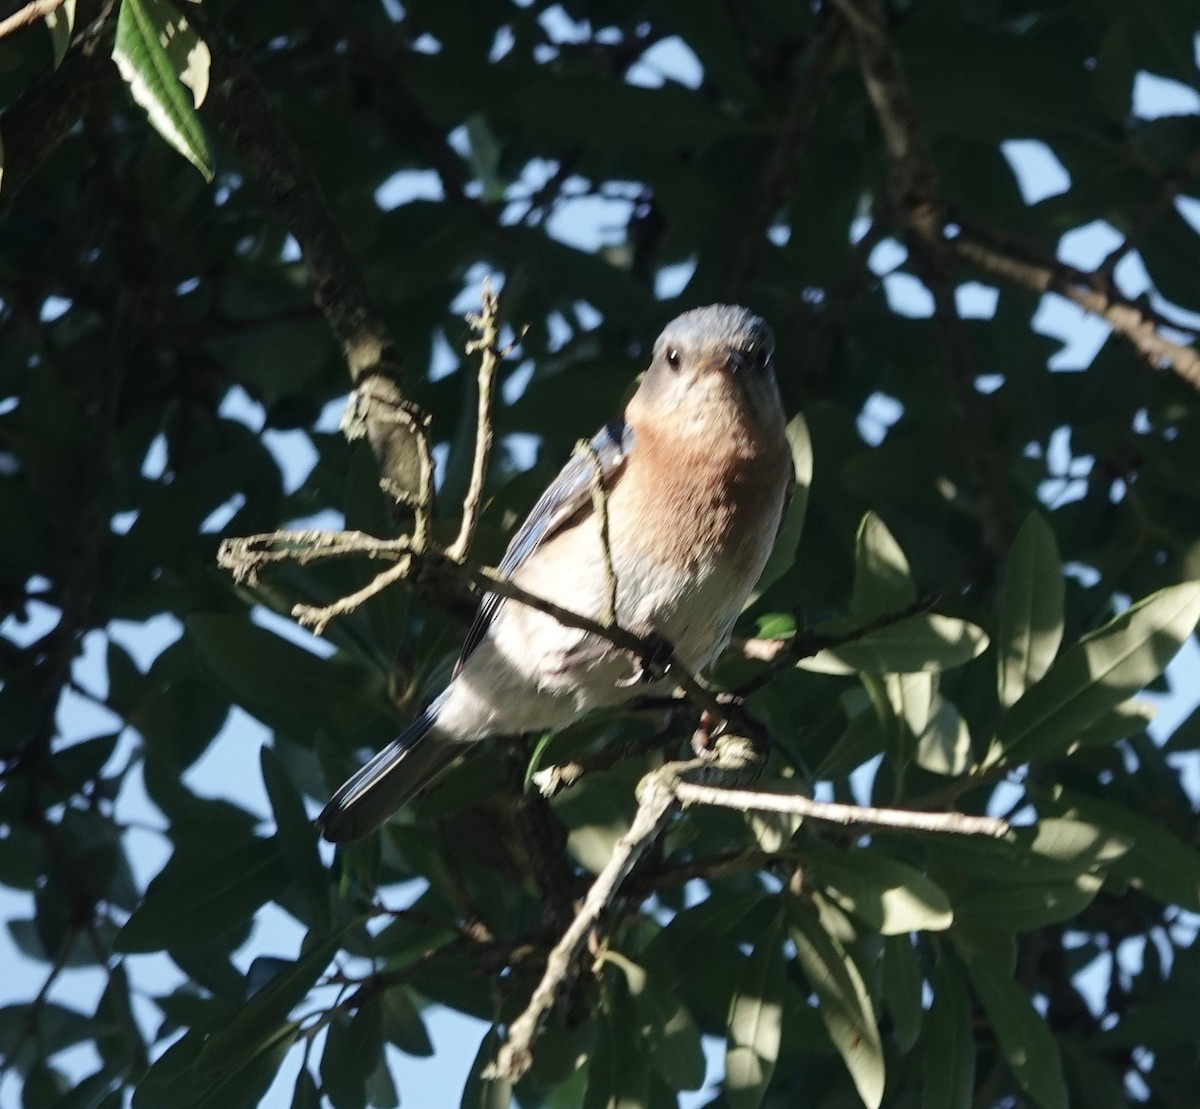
[726,349,749,375]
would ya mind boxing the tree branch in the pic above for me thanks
[490,733,1007,1083]
[673,782,1008,837]
[490,734,764,1083]
[831,0,1017,555]
[202,24,428,505]
[951,220,1200,390]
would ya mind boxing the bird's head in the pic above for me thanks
[628,304,784,437]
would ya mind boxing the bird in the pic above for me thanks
[317,304,793,842]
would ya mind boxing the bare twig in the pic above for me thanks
[672,782,1009,837]
[490,735,764,1083]
[0,0,66,41]
[491,732,1007,1082]
[447,281,503,563]
[292,559,412,636]
[219,521,731,724]
[218,529,412,584]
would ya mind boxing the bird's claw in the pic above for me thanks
[617,631,676,687]
[691,693,771,761]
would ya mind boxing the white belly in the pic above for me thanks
[433,509,774,744]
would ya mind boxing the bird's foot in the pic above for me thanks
[691,693,770,763]
[617,631,676,687]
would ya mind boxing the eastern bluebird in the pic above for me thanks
[317,304,793,842]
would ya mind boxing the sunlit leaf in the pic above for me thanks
[725,906,786,1109]
[797,613,989,675]
[989,582,1200,766]
[749,413,812,604]
[789,895,885,1109]
[851,511,916,619]
[808,846,954,935]
[113,0,214,179]
[45,0,76,69]
[998,513,1064,708]
[964,954,1068,1109]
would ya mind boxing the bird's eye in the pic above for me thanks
[753,346,772,371]
[665,347,681,370]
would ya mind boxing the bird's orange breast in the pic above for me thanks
[611,416,792,572]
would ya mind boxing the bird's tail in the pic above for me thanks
[316,691,456,843]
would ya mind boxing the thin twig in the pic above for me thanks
[219,522,730,724]
[447,281,503,563]
[491,734,1007,1082]
[292,558,412,635]
[672,782,1009,837]
[0,0,66,41]
[490,735,764,1083]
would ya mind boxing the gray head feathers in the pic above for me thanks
[654,304,774,363]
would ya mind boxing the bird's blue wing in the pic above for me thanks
[455,418,633,672]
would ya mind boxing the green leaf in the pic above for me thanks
[380,985,434,1057]
[461,1027,512,1109]
[113,0,214,180]
[922,959,974,1109]
[291,1068,319,1109]
[187,614,385,744]
[955,873,1102,930]
[600,951,705,1092]
[797,614,990,675]
[724,906,786,1109]
[260,746,331,933]
[815,695,888,781]
[748,413,812,604]
[583,976,651,1109]
[808,847,954,935]
[998,514,1064,709]
[1042,786,1200,911]
[135,927,351,1108]
[880,671,934,750]
[964,955,1068,1109]
[788,895,885,1109]
[320,1015,367,1109]
[115,837,287,952]
[924,817,1132,886]
[989,582,1200,766]
[915,695,972,776]
[882,935,923,1053]
[851,512,916,619]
